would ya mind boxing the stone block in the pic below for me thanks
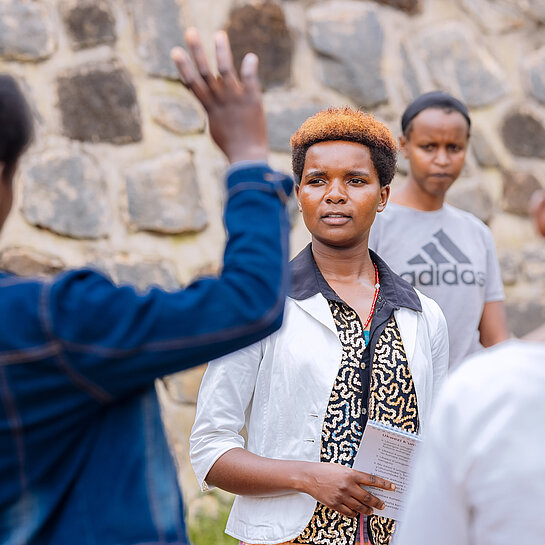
[0,247,65,277]
[84,255,180,291]
[59,0,116,50]
[125,151,208,234]
[471,129,499,168]
[187,487,237,532]
[21,150,111,239]
[307,2,387,108]
[188,493,221,522]
[264,91,324,153]
[150,95,205,135]
[400,45,421,101]
[498,251,520,286]
[523,0,545,22]
[506,298,545,338]
[522,245,545,283]
[457,0,525,33]
[57,61,142,144]
[446,177,494,223]
[16,78,45,129]
[502,170,542,216]
[162,365,206,405]
[114,260,180,292]
[488,211,535,248]
[501,110,545,159]
[127,0,185,79]
[0,0,56,62]
[414,23,507,107]
[525,47,545,105]
[226,2,292,89]
[396,153,409,175]
[370,0,421,14]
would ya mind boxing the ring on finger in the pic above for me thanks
[199,71,213,82]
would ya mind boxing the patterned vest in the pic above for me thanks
[293,301,419,545]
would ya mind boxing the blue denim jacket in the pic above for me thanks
[0,163,292,545]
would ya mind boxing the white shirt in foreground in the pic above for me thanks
[397,339,545,545]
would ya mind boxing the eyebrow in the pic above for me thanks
[304,170,327,179]
[345,170,372,177]
[304,169,372,179]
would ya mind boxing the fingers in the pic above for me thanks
[170,46,193,86]
[215,30,242,95]
[315,465,388,517]
[170,45,213,109]
[353,486,386,512]
[336,490,384,518]
[185,28,212,81]
[171,27,220,109]
[356,470,396,492]
[349,470,393,514]
[336,486,385,518]
[172,27,248,109]
[215,31,234,76]
[343,498,374,517]
[337,505,359,518]
[240,52,260,97]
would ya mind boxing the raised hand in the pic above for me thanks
[171,28,268,164]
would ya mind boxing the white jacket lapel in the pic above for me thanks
[291,293,338,336]
[395,306,418,362]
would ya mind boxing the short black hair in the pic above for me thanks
[0,75,33,181]
[403,106,471,140]
[401,91,471,138]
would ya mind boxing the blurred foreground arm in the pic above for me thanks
[40,28,293,399]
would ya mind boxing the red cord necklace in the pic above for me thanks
[363,263,380,343]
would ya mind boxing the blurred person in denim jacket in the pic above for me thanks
[0,29,292,545]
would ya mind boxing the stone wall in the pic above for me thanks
[2,0,545,518]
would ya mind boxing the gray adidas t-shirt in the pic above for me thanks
[369,202,504,370]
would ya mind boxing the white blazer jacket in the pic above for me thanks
[190,247,449,544]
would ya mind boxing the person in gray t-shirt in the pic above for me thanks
[369,91,508,369]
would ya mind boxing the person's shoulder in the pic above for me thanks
[410,288,448,338]
[380,201,410,217]
[426,342,524,448]
[454,340,514,372]
[443,203,491,233]
[374,201,411,223]
[435,340,545,434]
[447,340,540,399]
[414,287,444,318]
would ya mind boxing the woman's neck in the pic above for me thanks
[311,239,375,285]
[390,178,445,211]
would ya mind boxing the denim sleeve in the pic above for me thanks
[41,163,293,401]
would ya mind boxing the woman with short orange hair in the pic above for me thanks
[190,107,449,545]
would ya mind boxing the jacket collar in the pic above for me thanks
[290,243,422,312]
